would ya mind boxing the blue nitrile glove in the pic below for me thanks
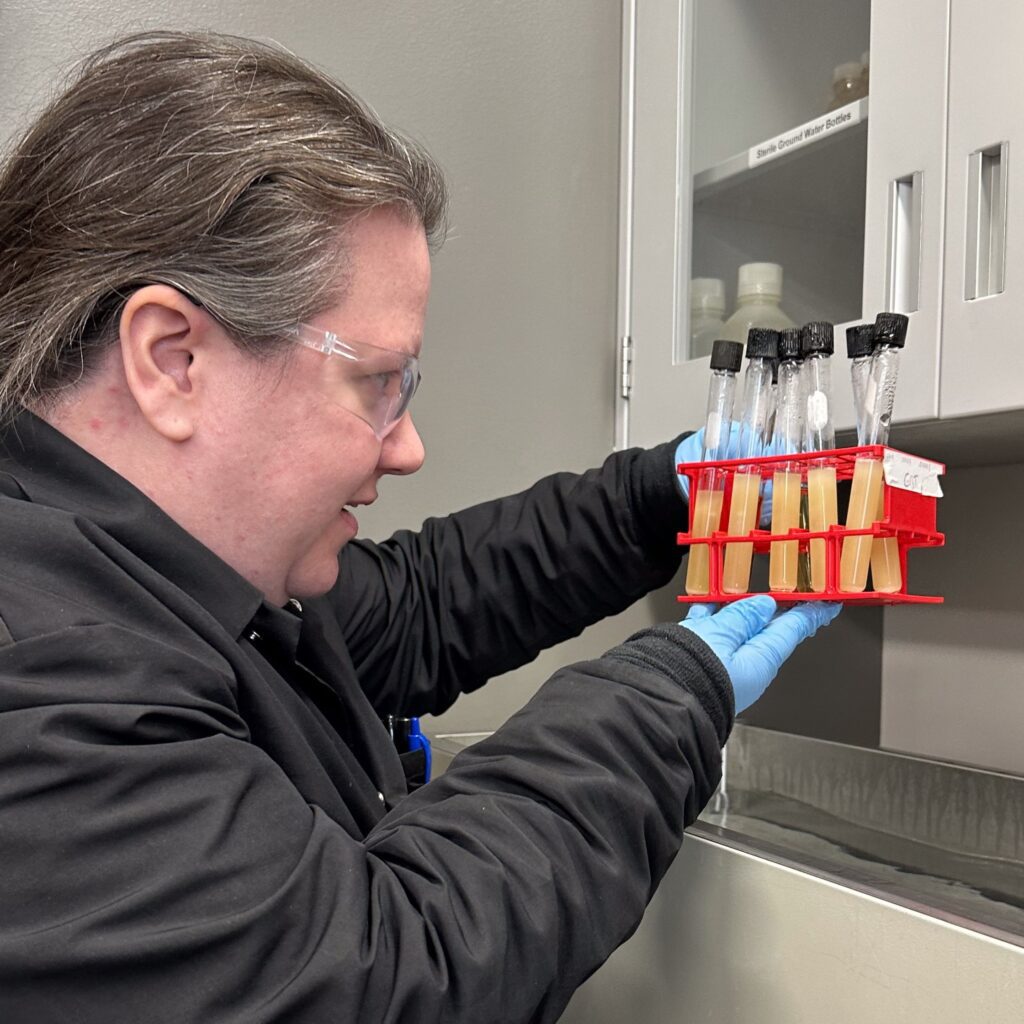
[679,596,841,713]
[675,428,773,524]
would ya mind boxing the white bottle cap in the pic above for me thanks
[689,277,725,315]
[737,262,783,300]
[833,61,864,84]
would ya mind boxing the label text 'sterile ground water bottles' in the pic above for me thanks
[719,262,795,345]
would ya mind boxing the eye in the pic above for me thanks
[364,370,401,397]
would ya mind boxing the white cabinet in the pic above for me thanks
[861,0,948,426]
[940,0,1024,418]
[620,0,1018,450]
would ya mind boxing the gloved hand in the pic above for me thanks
[675,428,773,524]
[679,596,841,713]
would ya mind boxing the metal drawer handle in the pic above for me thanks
[885,171,923,314]
[965,141,1009,301]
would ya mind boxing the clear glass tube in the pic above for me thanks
[850,354,872,446]
[722,356,773,594]
[841,345,902,592]
[685,366,739,596]
[863,347,901,447]
[804,352,836,452]
[768,358,805,592]
[803,352,837,592]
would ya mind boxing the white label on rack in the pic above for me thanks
[747,101,864,168]
[883,450,944,497]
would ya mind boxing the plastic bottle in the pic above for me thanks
[828,61,868,111]
[685,339,744,596]
[722,328,779,594]
[803,321,838,592]
[689,278,727,361]
[841,312,909,593]
[859,50,870,97]
[768,330,805,592]
[719,263,795,345]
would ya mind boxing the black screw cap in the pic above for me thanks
[846,324,875,359]
[874,312,909,348]
[802,321,834,356]
[778,327,804,362]
[710,339,744,373]
[745,327,780,360]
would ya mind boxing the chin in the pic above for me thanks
[284,555,342,602]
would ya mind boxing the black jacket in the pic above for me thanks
[0,412,732,1023]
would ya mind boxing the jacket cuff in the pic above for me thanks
[603,622,735,745]
[623,434,691,566]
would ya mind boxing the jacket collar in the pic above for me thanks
[0,409,268,642]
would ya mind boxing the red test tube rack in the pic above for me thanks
[676,445,945,606]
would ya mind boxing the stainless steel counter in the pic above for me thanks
[432,726,1024,1021]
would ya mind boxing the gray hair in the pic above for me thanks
[0,30,448,422]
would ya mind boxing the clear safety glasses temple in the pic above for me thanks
[290,323,421,440]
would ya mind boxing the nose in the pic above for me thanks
[378,413,425,476]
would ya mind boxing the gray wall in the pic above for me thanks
[881,460,1024,777]
[1,0,667,735]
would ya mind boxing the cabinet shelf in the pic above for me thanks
[688,99,868,331]
[693,98,869,201]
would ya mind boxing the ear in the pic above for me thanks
[118,285,210,442]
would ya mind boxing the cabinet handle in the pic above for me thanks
[885,171,923,314]
[965,142,1009,300]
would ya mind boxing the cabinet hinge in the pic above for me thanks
[619,334,634,399]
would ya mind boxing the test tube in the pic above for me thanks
[765,356,780,443]
[840,312,909,592]
[802,322,838,592]
[768,330,805,592]
[847,322,899,593]
[846,324,875,443]
[685,339,745,595]
[722,328,779,594]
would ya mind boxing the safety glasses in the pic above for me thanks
[290,323,421,440]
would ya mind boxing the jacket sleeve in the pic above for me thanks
[0,621,731,1024]
[326,435,690,716]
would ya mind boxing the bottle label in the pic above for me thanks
[748,100,865,169]
[882,450,944,497]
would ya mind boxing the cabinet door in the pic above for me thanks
[940,0,1024,418]
[622,0,706,451]
[623,0,949,452]
[861,0,949,425]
